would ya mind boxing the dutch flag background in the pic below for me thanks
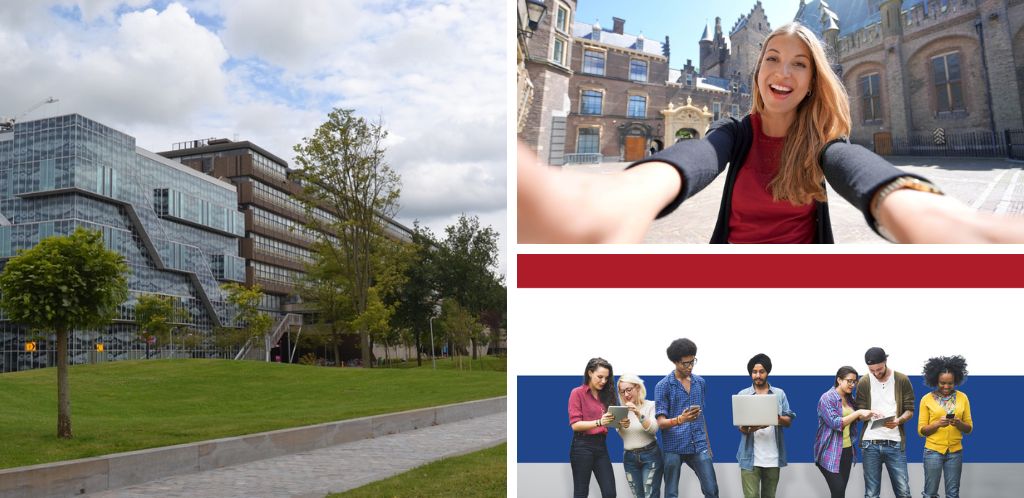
[511,250,1024,497]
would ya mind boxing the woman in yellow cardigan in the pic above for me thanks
[917,356,973,498]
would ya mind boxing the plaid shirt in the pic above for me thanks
[655,371,709,455]
[814,387,857,473]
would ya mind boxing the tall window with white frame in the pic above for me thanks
[712,102,721,121]
[629,59,648,82]
[932,52,963,113]
[552,37,567,66]
[860,72,882,123]
[627,95,647,118]
[730,104,739,117]
[555,4,569,33]
[583,49,605,75]
[577,128,600,154]
[580,90,603,115]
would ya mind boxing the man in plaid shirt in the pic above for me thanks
[655,338,719,498]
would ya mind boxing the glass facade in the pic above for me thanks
[0,114,246,371]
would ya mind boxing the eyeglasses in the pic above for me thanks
[618,386,636,395]
[841,378,857,385]
[675,358,697,368]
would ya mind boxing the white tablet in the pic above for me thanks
[732,394,778,426]
[608,406,629,426]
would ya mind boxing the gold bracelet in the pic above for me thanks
[871,176,944,241]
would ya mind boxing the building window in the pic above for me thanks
[580,90,603,115]
[730,104,740,117]
[860,73,882,122]
[712,102,721,121]
[583,50,605,75]
[629,60,648,82]
[932,52,963,113]
[577,128,599,154]
[556,5,568,32]
[552,37,567,66]
[686,73,693,86]
[627,95,647,118]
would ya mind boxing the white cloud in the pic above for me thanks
[57,0,151,22]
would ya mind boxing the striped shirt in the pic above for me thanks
[654,371,709,454]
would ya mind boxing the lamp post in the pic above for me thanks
[429,315,436,370]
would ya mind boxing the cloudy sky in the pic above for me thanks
[0,0,506,274]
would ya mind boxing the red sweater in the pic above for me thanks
[728,113,815,243]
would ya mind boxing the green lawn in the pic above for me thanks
[0,359,505,469]
[380,355,506,371]
[328,443,507,498]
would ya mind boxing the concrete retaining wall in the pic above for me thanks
[0,396,506,498]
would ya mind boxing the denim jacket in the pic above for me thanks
[735,384,796,470]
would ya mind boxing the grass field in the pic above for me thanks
[0,358,505,469]
[328,443,507,498]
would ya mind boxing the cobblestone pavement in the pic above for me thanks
[564,156,1024,243]
[86,412,506,498]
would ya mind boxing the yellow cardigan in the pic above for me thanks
[917,391,972,453]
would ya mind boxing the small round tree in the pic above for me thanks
[0,227,128,438]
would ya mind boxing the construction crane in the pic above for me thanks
[0,97,59,132]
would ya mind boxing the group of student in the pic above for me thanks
[567,339,973,498]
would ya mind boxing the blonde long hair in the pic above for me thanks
[750,22,851,205]
[617,373,647,408]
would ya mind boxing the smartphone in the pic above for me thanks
[687,404,701,412]
[945,412,955,419]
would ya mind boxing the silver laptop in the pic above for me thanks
[731,394,778,426]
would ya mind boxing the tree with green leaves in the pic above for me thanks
[134,294,187,358]
[221,283,273,361]
[0,227,128,438]
[438,299,484,370]
[387,224,440,366]
[434,215,505,359]
[293,108,401,368]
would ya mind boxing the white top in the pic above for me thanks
[863,373,901,442]
[753,425,779,467]
[616,400,658,450]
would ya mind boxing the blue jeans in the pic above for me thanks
[861,440,911,498]
[663,450,719,498]
[622,444,663,498]
[570,434,616,497]
[922,449,962,498]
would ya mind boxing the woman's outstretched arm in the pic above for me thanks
[821,142,1024,243]
[517,141,679,243]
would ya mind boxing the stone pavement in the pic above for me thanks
[85,412,506,498]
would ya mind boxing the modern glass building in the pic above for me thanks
[0,114,246,372]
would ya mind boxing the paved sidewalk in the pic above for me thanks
[86,412,506,498]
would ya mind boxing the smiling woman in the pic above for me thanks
[517,22,1024,244]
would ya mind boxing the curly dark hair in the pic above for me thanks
[922,355,968,388]
[582,357,616,408]
[666,338,697,362]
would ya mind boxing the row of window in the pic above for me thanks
[252,233,314,265]
[252,261,304,286]
[252,181,333,225]
[579,91,740,121]
[582,50,649,82]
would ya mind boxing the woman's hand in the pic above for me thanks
[876,189,1024,243]
[599,412,615,427]
[625,401,639,416]
[619,417,631,429]
[857,409,874,420]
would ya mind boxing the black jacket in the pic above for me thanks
[629,115,927,243]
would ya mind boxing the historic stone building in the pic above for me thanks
[520,0,578,166]
[796,0,1024,146]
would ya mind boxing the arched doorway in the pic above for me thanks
[617,122,654,162]
[661,96,713,146]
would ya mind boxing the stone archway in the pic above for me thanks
[661,96,713,145]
